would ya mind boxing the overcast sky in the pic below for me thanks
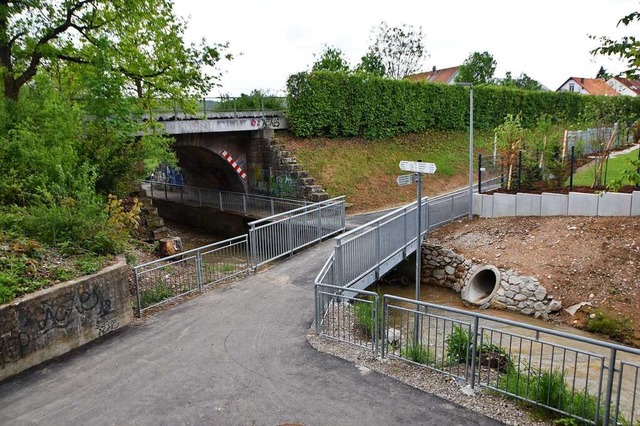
[173,0,637,96]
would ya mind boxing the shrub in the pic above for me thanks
[354,299,380,339]
[446,325,473,364]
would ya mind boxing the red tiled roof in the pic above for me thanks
[568,77,619,96]
[405,66,459,84]
[611,77,640,95]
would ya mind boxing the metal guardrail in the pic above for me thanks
[314,189,640,424]
[143,181,310,218]
[133,235,249,316]
[145,96,287,119]
[249,196,346,268]
[320,191,468,290]
[380,295,640,425]
[134,188,346,315]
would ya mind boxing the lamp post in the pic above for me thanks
[456,82,474,219]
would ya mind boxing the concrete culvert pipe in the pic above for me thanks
[462,265,501,306]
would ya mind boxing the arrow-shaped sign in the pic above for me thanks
[399,161,437,174]
[396,174,418,186]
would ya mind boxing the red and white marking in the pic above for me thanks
[221,149,247,179]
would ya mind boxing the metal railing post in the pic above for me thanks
[270,199,275,215]
[315,284,321,335]
[316,207,322,241]
[478,154,483,194]
[219,191,223,210]
[373,294,379,356]
[333,242,343,287]
[180,185,184,203]
[150,182,154,198]
[243,193,247,215]
[288,213,294,256]
[196,249,203,291]
[603,348,617,426]
[164,182,168,200]
[244,235,250,274]
[470,316,479,389]
[249,224,258,270]
[381,296,387,359]
[375,222,381,278]
[134,268,142,318]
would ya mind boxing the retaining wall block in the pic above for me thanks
[598,192,632,216]
[481,194,493,218]
[516,193,542,216]
[472,193,483,216]
[633,191,640,216]
[541,193,568,216]
[493,194,517,217]
[568,192,599,216]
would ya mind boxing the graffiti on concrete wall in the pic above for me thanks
[0,286,116,368]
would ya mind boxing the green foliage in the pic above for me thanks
[401,341,434,364]
[215,90,286,112]
[286,71,640,139]
[501,72,542,91]
[585,310,634,343]
[354,298,382,339]
[140,283,174,307]
[498,364,612,423]
[368,21,426,79]
[445,325,473,364]
[312,45,350,72]
[607,155,640,191]
[356,51,386,77]
[591,10,640,78]
[456,51,497,85]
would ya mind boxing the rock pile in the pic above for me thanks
[422,240,562,318]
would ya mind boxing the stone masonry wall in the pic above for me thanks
[422,240,562,318]
[0,258,132,381]
[247,130,328,202]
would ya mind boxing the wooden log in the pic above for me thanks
[159,237,183,257]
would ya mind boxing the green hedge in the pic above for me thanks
[286,71,640,139]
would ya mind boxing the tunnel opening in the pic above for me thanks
[173,145,246,193]
[462,265,500,306]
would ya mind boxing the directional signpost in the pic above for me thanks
[398,160,437,344]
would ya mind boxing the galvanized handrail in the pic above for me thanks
[142,181,311,218]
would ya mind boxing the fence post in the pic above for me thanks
[218,191,223,211]
[150,182,154,198]
[316,206,322,241]
[134,268,142,318]
[373,294,379,356]
[196,249,203,291]
[636,146,640,190]
[470,316,479,389]
[381,296,387,359]
[270,198,275,215]
[180,185,184,203]
[333,242,343,287]
[288,213,294,257]
[164,182,168,200]
[517,150,522,192]
[202,97,206,117]
[315,284,321,335]
[478,154,482,194]
[375,222,381,278]
[242,193,247,215]
[603,348,617,426]
[250,224,258,270]
[569,145,575,191]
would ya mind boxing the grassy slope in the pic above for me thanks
[277,131,494,212]
[571,149,639,187]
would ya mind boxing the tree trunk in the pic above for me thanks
[159,237,183,257]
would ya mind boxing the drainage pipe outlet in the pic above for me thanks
[462,265,501,306]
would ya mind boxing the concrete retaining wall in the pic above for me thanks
[0,258,131,382]
[475,191,640,218]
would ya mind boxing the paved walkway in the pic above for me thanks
[0,223,500,425]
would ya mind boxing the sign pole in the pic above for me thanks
[414,165,422,344]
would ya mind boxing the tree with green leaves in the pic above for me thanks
[368,22,426,79]
[356,50,386,76]
[311,45,349,72]
[0,0,230,103]
[591,10,640,78]
[501,71,542,90]
[456,51,497,85]
[596,66,612,80]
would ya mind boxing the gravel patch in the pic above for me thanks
[307,326,552,426]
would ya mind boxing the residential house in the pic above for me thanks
[405,66,460,84]
[556,77,619,96]
[606,77,640,97]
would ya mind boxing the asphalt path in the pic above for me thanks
[0,213,501,426]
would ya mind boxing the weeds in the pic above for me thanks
[140,283,174,307]
[586,310,634,344]
[446,325,474,364]
[401,341,434,364]
[354,298,382,340]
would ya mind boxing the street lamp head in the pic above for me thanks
[455,82,473,88]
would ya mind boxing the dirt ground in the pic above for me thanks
[429,216,640,344]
